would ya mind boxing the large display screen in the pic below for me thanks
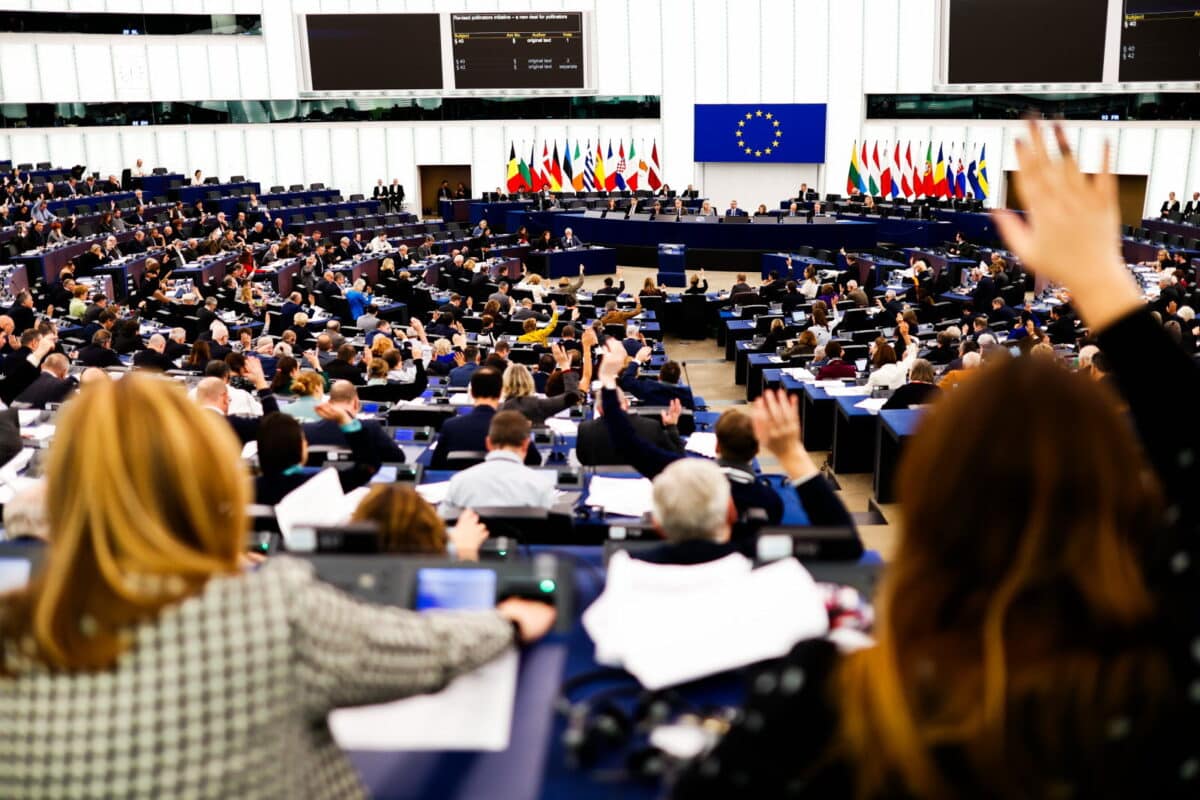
[451,13,585,90]
[946,0,1108,84]
[305,13,444,91]
[1119,1,1200,81]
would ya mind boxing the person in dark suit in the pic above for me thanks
[322,344,365,386]
[9,291,35,335]
[970,267,997,310]
[1185,192,1200,217]
[560,227,584,249]
[14,354,76,408]
[1161,192,1181,218]
[429,368,540,468]
[75,330,123,368]
[619,358,696,409]
[882,359,941,410]
[0,329,50,405]
[301,380,404,463]
[576,388,685,466]
[593,271,625,301]
[724,200,748,217]
[372,179,389,206]
[388,179,405,210]
[193,362,278,444]
[437,180,453,200]
[448,346,481,388]
[254,404,381,505]
[132,334,177,371]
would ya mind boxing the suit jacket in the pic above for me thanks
[9,304,34,335]
[619,364,696,409]
[815,360,857,380]
[560,235,584,248]
[372,186,388,199]
[576,414,683,466]
[448,361,480,388]
[1163,200,1181,215]
[76,344,123,368]
[221,392,279,444]
[323,359,364,386]
[132,349,177,371]
[724,208,748,217]
[14,372,76,408]
[430,405,540,468]
[1185,201,1198,217]
[302,418,404,464]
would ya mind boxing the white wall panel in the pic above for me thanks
[1077,127,1111,175]
[759,2,795,103]
[691,1,727,104]
[413,128,442,164]
[236,42,270,98]
[214,128,248,183]
[791,3,828,102]
[328,127,360,195]
[270,127,305,188]
[594,0,631,96]
[1187,130,1200,201]
[104,0,145,11]
[176,43,213,100]
[300,127,333,187]
[154,129,188,179]
[0,41,42,102]
[896,0,937,92]
[659,0,695,188]
[627,0,662,95]
[73,44,116,103]
[184,128,218,178]
[1147,128,1191,217]
[47,132,86,174]
[440,127,473,166]
[861,0,899,93]
[119,128,158,174]
[823,0,863,196]
[111,43,150,100]
[242,127,275,190]
[82,130,121,177]
[35,43,79,102]
[260,0,300,98]
[69,0,105,11]
[6,132,49,170]
[146,42,182,99]
[357,127,386,199]
[384,127,416,201]
[207,43,240,98]
[1117,128,1154,176]
[472,124,505,197]
[725,0,761,103]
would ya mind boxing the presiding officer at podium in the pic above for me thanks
[0,374,554,799]
[560,227,585,249]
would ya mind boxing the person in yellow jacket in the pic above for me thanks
[517,300,559,345]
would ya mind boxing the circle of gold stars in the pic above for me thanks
[735,109,782,157]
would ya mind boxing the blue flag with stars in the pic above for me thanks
[693,103,827,163]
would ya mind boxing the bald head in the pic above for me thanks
[328,379,359,406]
[79,367,108,385]
[42,354,69,378]
[195,377,228,405]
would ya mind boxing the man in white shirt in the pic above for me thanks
[441,410,555,518]
[366,231,391,254]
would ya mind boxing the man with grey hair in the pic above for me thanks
[164,327,189,361]
[3,482,48,542]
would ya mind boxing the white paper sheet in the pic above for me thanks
[328,648,519,751]
[415,480,451,505]
[19,424,55,442]
[683,431,718,459]
[16,410,41,427]
[825,385,872,397]
[583,553,829,689]
[544,416,579,438]
[584,475,655,518]
[814,379,850,388]
[240,440,258,460]
[854,398,888,413]
[781,367,815,382]
[273,468,364,543]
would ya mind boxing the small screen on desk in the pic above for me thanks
[394,429,416,442]
[415,568,497,611]
[0,558,32,593]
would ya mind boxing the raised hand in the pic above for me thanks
[751,389,817,482]
[313,402,353,426]
[661,397,682,427]
[991,119,1141,331]
[447,508,489,561]
[597,339,627,386]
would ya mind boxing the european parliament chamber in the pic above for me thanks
[1,1,1200,798]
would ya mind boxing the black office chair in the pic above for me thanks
[678,294,709,340]
[443,450,487,470]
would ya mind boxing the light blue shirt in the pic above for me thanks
[441,451,556,518]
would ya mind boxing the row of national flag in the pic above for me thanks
[847,140,990,200]
[506,140,662,194]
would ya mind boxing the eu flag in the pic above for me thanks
[693,104,827,163]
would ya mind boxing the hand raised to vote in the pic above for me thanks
[661,398,683,427]
[447,508,489,561]
[751,389,818,483]
[581,327,598,350]
[992,119,1141,332]
[597,339,627,386]
[314,402,353,427]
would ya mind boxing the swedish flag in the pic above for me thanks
[693,104,827,163]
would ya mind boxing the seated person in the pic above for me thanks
[431,368,541,468]
[75,329,123,369]
[620,354,696,409]
[254,404,381,505]
[814,341,857,380]
[882,358,941,409]
[302,380,405,463]
[14,353,75,409]
[596,340,854,534]
[499,363,580,426]
[440,410,556,518]
[683,270,709,294]
[351,484,490,560]
[577,387,685,466]
[634,458,739,565]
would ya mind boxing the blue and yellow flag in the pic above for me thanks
[693,104,827,163]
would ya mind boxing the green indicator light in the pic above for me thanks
[538,579,556,594]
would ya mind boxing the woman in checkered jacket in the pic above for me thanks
[0,373,553,799]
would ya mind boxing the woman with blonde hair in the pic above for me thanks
[369,335,394,359]
[500,362,579,425]
[515,270,546,303]
[283,371,325,421]
[674,120,1200,799]
[0,374,553,798]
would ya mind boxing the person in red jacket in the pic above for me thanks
[814,341,858,380]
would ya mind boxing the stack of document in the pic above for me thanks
[854,398,888,413]
[583,552,829,689]
[825,385,872,397]
[544,416,579,438]
[683,431,718,459]
[273,468,372,544]
[781,367,815,382]
[584,475,654,518]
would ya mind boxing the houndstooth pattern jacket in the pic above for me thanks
[0,556,515,799]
